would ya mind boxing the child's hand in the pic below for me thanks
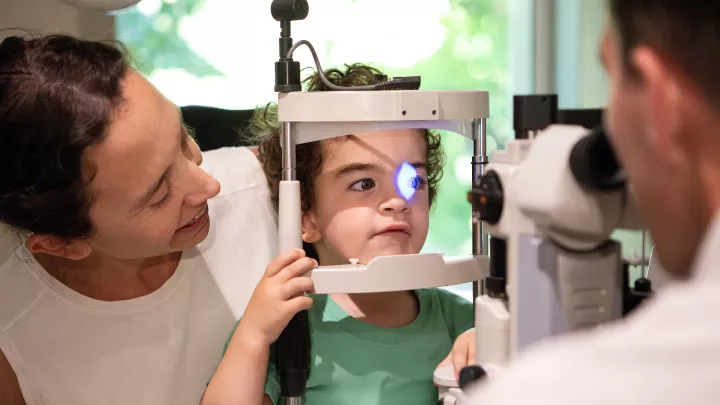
[236,249,317,348]
[436,329,476,380]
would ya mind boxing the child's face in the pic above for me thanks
[302,129,430,265]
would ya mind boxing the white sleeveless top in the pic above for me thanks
[0,147,278,405]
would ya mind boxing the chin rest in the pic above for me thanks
[180,105,257,151]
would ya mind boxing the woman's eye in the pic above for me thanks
[151,187,173,208]
[349,178,376,191]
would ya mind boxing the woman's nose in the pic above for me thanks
[184,166,221,206]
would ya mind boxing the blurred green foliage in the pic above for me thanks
[370,0,510,255]
[116,0,221,76]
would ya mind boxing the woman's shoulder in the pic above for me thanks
[199,146,277,248]
[0,226,21,268]
[201,146,269,198]
[0,246,46,332]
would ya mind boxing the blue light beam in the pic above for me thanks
[395,162,419,201]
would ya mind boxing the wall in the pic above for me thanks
[577,0,608,108]
[554,0,608,108]
[0,0,114,41]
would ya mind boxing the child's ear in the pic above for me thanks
[301,212,322,243]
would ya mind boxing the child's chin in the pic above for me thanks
[363,247,415,262]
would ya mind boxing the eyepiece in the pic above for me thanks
[569,128,626,191]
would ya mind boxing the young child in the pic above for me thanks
[203,64,476,405]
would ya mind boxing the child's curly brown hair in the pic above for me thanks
[250,63,445,217]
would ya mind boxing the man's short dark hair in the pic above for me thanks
[609,1,720,104]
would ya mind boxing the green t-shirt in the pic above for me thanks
[222,288,473,405]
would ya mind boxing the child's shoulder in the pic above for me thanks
[419,287,473,308]
[418,288,474,339]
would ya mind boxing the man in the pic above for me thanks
[464,1,720,403]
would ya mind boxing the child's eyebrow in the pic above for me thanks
[335,161,427,177]
[335,163,381,178]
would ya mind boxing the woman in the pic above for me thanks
[0,34,287,405]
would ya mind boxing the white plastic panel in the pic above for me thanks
[278,181,303,253]
[475,295,510,366]
[433,364,459,389]
[310,253,488,294]
[277,90,489,123]
[556,243,622,329]
[514,124,625,251]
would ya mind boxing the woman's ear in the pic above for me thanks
[301,212,322,243]
[25,234,92,260]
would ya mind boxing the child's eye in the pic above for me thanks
[409,176,427,189]
[349,178,376,192]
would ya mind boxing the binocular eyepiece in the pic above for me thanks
[513,94,626,192]
[569,127,626,192]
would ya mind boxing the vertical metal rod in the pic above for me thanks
[641,230,647,278]
[278,121,307,405]
[282,122,296,181]
[472,118,489,299]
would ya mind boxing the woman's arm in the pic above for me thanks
[0,349,25,405]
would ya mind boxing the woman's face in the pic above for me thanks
[80,70,221,260]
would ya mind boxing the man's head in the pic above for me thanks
[0,35,220,262]
[602,1,720,278]
[254,64,445,265]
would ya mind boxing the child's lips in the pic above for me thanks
[374,223,411,237]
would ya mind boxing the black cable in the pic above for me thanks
[286,40,420,91]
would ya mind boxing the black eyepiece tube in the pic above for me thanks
[569,128,627,191]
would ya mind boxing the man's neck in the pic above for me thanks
[35,250,182,302]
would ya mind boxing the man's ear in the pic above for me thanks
[25,234,92,260]
[301,212,322,244]
[631,46,683,157]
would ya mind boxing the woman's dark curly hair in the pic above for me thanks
[251,63,445,216]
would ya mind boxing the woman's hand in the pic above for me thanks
[235,249,317,348]
[436,329,476,380]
